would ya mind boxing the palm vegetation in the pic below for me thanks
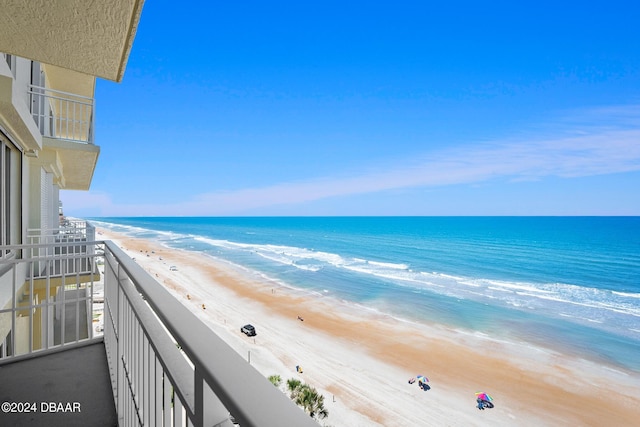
[268,374,282,387]
[286,378,328,420]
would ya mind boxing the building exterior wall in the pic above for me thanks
[0,53,58,352]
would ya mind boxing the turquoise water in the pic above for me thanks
[89,216,640,372]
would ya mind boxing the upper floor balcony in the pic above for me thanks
[28,218,97,245]
[28,84,94,145]
[1,53,99,190]
[29,82,100,191]
[0,233,319,426]
[26,221,99,284]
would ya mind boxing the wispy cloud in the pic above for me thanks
[63,105,640,216]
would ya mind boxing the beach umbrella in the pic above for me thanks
[416,375,429,383]
[475,392,493,401]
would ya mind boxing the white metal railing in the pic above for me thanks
[27,220,96,245]
[0,239,319,427]
[27,221,97,278]
[28,84,94,144]
[0,241,102,359]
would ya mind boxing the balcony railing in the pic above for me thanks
[28,219,96,245]
[26,221,98,279]
[28,84,94,144]
[0,238,319,427]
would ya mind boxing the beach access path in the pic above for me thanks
[99,229,640,426]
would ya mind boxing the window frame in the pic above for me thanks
[0,133,22,257]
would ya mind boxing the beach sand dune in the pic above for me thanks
[101,229,640,426]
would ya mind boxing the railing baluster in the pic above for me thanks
[44,271,51,350]
[117,270,124,425]
[28,268,34,354]
[57,96,62,138]
[174,394,184,427]
[75,275,80,343]
[143,335,149,427]
[136,318,141,421]
[59,260,65,347]
[163,371,171,427]
[65,94,70,140]
[154,357,162,426]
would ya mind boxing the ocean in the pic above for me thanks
[88,216,640,372]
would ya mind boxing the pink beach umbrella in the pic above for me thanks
[475,392,492,401]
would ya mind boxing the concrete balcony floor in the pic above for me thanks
[0,342,116,426]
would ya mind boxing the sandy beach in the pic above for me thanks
[98,228,640,426]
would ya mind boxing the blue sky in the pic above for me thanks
[62,0,640,216]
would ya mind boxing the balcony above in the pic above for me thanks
[0,0,144,82]
[29,84,99,190]
[30,85,95,145]
[40,140,99,190]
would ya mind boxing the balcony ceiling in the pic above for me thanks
[0,0,144,82]
[44,64,96,98]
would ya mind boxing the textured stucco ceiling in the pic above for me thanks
[0,0,144,82]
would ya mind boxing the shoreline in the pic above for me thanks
[99,228,640,426]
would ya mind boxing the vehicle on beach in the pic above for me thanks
[241,324,256,336]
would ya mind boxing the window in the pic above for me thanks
[0,133,22,257]
[3,53,15,77]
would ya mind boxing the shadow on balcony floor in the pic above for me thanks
[0,342,116,427]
